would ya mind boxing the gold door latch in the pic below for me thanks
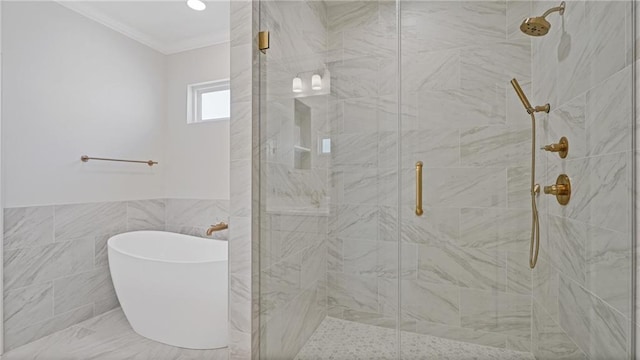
[258,31,269,54]
[544,174,571,205]
[541,136,568,158]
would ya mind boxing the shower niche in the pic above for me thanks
[293,99,311,169]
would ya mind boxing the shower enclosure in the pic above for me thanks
[256,0,636,358]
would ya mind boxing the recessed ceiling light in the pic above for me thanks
[187,0,206,11]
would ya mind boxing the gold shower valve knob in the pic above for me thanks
[541,137,568,158]
[543,174,571,205]
[543,184,569,196]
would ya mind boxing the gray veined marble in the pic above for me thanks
[53,267,117,315]
[532,300,586,359]
[402,279,460,326]
[165,198,229,229]
[4,206,54,250]
[460,126,530,168]
[586,66,632,158]
[2,308,228,360]
[458,207,529,251]
[547,215,586,286]
[4,282,54,332]
[126,199,165,231]
[424,167,507,208]
[4,239,94,291]
[401,129,460,169]
[406,49,461,92]
[555,0,590,105]
[5,304,94,351]
[586,224,631,317]
[548,94,587,159]
[587,1,627,87]
[589,151,630,233]
[54,202,126,242]
[328,271,378,315]
[418,86,506,129]
[460,40,531,89]
[558,274,629,359]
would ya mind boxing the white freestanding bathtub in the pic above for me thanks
[108,231,228,349]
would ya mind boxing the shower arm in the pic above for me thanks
[541,4,565,18]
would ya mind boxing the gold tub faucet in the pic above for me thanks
[206,222,228,236]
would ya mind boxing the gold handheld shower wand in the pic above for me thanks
[510,79,549,269]
[510,79,551,114]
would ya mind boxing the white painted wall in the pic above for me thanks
[165,43,230,200]
[1,2,231,207]
[2,2,166,207]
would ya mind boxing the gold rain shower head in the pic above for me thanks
[520,1,565,36]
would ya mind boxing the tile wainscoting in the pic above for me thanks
[3,198,229,350]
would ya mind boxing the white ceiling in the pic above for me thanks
[57,1,230,55]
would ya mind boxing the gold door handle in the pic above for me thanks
[416,161,423,216]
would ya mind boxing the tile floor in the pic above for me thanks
[295,317,536,360]
[2,310,535,360]
[1,308,228,360]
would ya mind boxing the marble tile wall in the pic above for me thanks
[636,1,640,356]
[531,1,635,359]
[246,0,636,358]
[325,0,534,352]
[229,0,258,358]
[257,1,330,359]
[3,198,229,351]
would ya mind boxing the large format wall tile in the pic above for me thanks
[547,215,586,286]
[532,300,586,359]
[4,283,53,333]
[418,245,506,291]
[460,40,531,89]
[460,289,531,340]
[126,199,165,231]
[585,225,630,317]
[53,267,117,315]
[586,66,632,157]
[424,167,507,208]
[558,275,629,359]
[5,304,94,351]
[4,239,94,291]
[4,206,53,250]
[402,279,460,326]
[328,271,378,315]
[54,202,126,242]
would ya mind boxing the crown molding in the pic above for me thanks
[56,1,228,55]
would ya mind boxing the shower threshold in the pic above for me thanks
[295,317,534,360]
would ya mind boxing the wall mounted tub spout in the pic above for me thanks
[206,222,228,236]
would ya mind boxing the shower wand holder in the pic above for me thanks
[533,104,551,113]
[544,174,571,205]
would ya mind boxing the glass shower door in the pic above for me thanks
[257,1,400,359]
[399,0,635,359]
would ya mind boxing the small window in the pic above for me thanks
[187,80,230,123]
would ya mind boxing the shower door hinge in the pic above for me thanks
[258,31,269,54]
